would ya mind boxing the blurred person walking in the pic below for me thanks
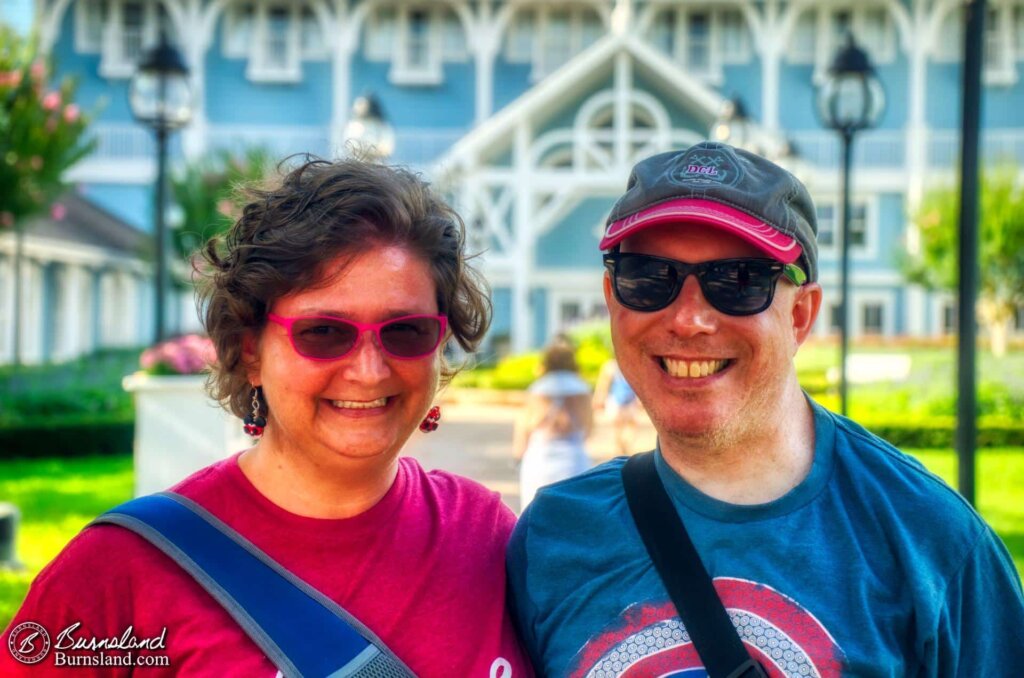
[514,340,593,509]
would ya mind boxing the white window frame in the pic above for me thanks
[222,3,255,59]
[246,3,302,83]
[75,0,105,54]
[504,9,534,62]
[933,5,1019,85]
[814,197,876,260]
[647,5,751,84]
[787,5,896,79]
[99,0,160,79]
[221,2,327,82]
[391,6,443,85]
[519,4,604,82]
[363,5,396,61]
[1015,5,1024,60]
[548,289,608,336]
[853,292,895,337]
[362,5,467,86]
[299,6,328,60]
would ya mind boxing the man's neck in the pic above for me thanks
[658,385,816,505]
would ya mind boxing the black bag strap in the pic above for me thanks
[622,452,766,678]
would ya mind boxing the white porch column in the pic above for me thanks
[472,3,498,125]
[19,259,44,365]
[511,122,534,353]
[0,254,12,364]
[759,1,782,131]
[330,0,356,156]
[904,3,931,336]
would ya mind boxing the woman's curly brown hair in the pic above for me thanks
[195,156,492,419]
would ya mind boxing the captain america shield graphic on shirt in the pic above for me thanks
[568,578,845,677]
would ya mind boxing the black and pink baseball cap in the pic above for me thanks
[600,141,819,281]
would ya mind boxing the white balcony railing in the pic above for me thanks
[85,123,467,169]
[927,129,1024,169]
[787,130,906,168]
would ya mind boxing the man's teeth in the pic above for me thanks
[662,358,728,378]
[331,397,388,409]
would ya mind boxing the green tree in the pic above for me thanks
[169,147,272,265]
[906,167,1024,356]
[1,25,95,365]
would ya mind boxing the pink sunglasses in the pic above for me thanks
[267,313,447,361]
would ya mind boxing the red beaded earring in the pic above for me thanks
[243,387,266,438]
[419,406,441,433]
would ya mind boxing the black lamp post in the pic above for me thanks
[343,93,395,160]
[710,94,751,149]
[815,33,884,416]
[129,30,193,343]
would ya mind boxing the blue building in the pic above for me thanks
[4,0,1024,362]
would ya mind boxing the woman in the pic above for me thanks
[513,340,593,509]
[1,158,532,677]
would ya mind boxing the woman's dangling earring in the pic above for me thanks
[243,387,267,438]
[419,405,441,433]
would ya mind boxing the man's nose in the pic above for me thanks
[667,275,717,336]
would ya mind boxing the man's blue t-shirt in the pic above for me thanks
[507,401,1024,676]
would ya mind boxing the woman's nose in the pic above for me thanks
[341,331,391,382]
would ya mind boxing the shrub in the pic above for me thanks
[0,413,133,458]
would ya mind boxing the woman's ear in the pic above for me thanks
[242,331,261,385]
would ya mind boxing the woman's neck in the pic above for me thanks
[238,442,400,519]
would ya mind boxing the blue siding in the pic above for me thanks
[892,285,905,335]
[53,11,135,122]
[536,197,615,269]
[635,74,710,131]
[531,287,548,348]
[82,183,151,232]
[205,48,332,125]
[985,78,1024,128]
[925,64,963,128]
[873,62,907,131]
[492,61,533,113]
[875,193,906,271]
[350,57,475,128]
[491,286,511,339]
[720,64,762,120]
[777,64,820,130]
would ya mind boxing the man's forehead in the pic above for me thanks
[618,221,766,257]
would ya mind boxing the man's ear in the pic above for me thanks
[603,271,613,310]
[791,282,822,350]
[241,332,261,385]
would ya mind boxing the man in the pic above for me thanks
[506,142,1024,676]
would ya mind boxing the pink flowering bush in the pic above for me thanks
[140,334,217,376]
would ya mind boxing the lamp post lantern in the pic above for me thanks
[815,32,884,416]
[710,95,751,150]
[343,93,395,161]
[130,30,193,343]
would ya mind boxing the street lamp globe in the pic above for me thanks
[129,32,193,131]
[343,93,395,160]
[710,95,751,150]
[816,33,885,134]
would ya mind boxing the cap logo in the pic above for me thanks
[686,164,718,176]
[671,149,742,188]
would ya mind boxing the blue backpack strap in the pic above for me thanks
[90,492,416,678]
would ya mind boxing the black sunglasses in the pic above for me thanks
[603,252,807,316]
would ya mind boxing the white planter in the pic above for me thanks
[123,373,250,497]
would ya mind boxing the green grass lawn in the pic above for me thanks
[0,455,133,629]
[0,450,1021,631]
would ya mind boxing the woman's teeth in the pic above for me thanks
[331,397,388,409]
[662,358,728,378]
